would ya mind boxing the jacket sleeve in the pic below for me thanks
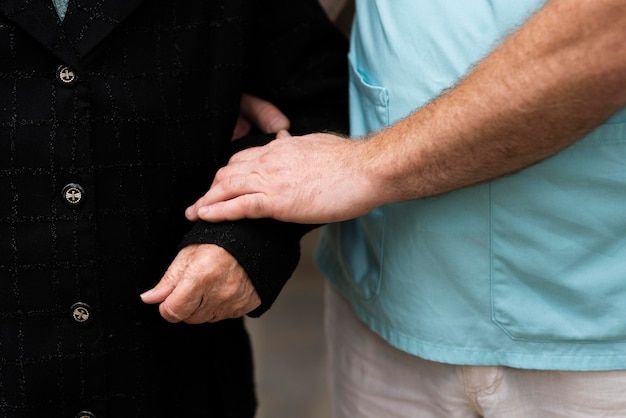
[242,0,350,137]
[181,0,349,317]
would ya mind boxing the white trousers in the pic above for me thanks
[325,283,626,418]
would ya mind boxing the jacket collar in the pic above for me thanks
[0,0,144,67]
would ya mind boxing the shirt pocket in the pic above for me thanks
[337,56,390,300]
[348,54,390,136]
[490,127,626,342]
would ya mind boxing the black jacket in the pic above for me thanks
[0,0,348,416]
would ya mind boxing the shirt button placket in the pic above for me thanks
[55,59,100,415]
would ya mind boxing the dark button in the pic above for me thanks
[70,302,92,325]
[56,65,77,86]
[61,183,85,208]
[75,411,96,418]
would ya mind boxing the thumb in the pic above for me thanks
[140,277,175,304]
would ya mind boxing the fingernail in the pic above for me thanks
[140,288,154,299]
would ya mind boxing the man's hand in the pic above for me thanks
[193,0,626,227]
[140,244,261,323]
[185,132,380,224]
[232,94,291,140]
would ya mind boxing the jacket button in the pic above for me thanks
[76,412,96,418]
[70,302,93,325]
[61,183,85,208]
[56,65,77,86]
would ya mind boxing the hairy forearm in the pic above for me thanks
[362,0,626,204]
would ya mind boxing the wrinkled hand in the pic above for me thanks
[232,94,290,140]
[140,244,261,323]
[186,132,378,224]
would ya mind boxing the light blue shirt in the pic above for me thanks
[316,0,626,371]
[52,0,69,20]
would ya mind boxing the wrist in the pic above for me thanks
[356,131,404,208]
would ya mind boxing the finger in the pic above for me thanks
[183,304,227,324]
[157,279,203,323]
[276,129,291,139]
[185,175,241,221]
[240,94,290,134]
[185,187,229,221]
[225,143,266,164]
[186,171,264,220]
[143,245,201,321]
[231,115,252,140]
[196,194,270,221]
[184,305,242,324]
[183,282,262,324]
[185,185,240,221]
[140,277,176,304]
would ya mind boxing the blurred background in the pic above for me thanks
[246,231,330,418]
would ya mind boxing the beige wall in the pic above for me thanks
[319,0,349,20]
[319,0,354,37]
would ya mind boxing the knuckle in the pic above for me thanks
[213,166,228,183]
[160,270,176,286]
[214,283,237,302]
[213,306,241,322]
[221,174,236,190]
[252,198,267,215]
[244,195,269,217]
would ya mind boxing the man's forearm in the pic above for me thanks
[185,0,626,225]
[363,0,626,204]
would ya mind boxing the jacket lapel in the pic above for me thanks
[62,0,145,58]
[0,0,145,65]
[0,0,81,67]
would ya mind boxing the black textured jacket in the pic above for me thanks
[0,0,348,416]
